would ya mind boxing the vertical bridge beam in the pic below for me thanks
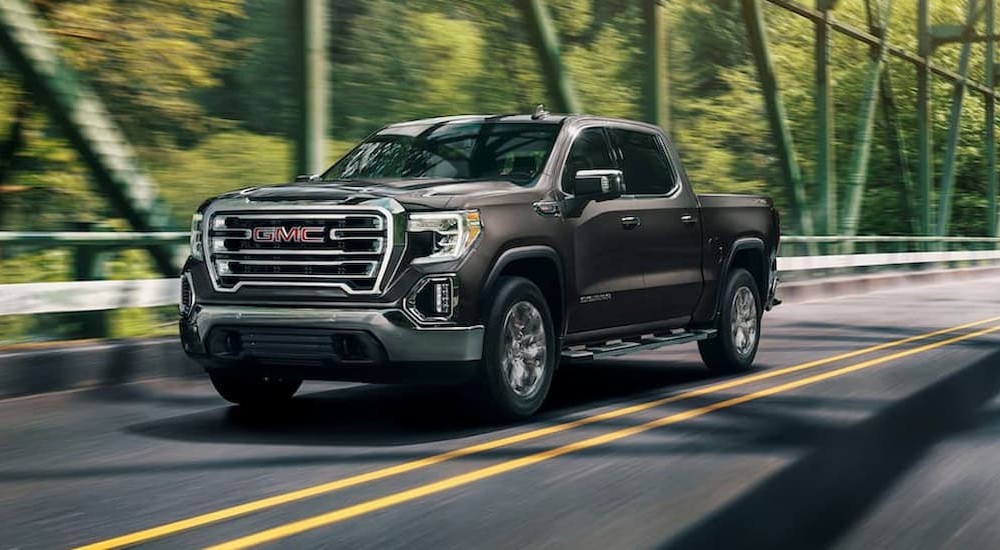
[741,0,815,236]
[916,0,933,236]
[937,0,981,236]
[292,0,328,177]
[881,71,918,234]
[517,0,582,113]
[842,0,889,236]
[987,0,998,237]
[815,0,837,235]
[643,0,669,131]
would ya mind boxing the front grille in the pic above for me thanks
[205,208,392,293]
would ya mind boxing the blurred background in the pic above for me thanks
[0,0,998,344]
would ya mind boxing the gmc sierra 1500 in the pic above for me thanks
[179,109,780,419]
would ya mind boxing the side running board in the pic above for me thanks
[561,329,717,361]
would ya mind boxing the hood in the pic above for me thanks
[219,178,542,210]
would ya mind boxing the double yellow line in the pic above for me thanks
[77,316,1000,550]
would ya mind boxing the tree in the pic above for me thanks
[39,0,246,146]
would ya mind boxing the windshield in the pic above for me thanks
[322,121,561,185]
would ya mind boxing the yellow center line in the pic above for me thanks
[206,324,1000,550]
[74,315,1000,550]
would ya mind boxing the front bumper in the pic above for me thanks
[180,305,484,383]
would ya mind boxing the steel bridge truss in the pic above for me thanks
[753,0,999,239]
[519,0,1000,238]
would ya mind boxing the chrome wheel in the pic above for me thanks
[731,286,758,357]
[501,300,548,398]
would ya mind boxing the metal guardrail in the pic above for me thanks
[0,232,188,336]
[781,236,1000,243]
[0,279,178,316]
[1,232,999,316]
[778,249,1000,271]
[0,231,188,246]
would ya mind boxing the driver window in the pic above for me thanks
[563,128,614,194]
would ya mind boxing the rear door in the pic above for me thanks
[563,127,656,333]
[609,128,703,322]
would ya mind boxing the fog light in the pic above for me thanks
[434,282,450,315]
[405,275,458,324]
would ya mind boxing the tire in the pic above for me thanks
[698,267,761,373]
[208,370,302,407]
[469,276,557,420]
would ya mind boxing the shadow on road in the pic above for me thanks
[663,348,1000,550]
[126,358,717,448]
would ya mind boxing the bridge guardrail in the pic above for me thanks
[1,232,998,317]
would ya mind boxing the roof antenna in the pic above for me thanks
[531,104,549,120]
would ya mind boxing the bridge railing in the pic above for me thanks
[0,231,188,340]
[0,232,998,340]
[777,235,1000,280]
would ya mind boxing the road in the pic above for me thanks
[2,276,1000,549]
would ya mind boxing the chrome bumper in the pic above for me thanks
[181,305,484,363]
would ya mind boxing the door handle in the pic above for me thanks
[680,214,697,225]
[620,216,641,229]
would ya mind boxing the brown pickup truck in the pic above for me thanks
[179,110,780,419]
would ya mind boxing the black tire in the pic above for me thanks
[698,267,761,372]
[208,370,302,407]
[469,276,557,421]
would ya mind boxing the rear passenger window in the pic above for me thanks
[562,128,615,193]
[612,129,677,195]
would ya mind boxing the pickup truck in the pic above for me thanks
[179,110,780,419]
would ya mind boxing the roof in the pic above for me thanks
[382,113,662,133]
[385,114,568,127]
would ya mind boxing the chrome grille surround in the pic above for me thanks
[202,201,397,294]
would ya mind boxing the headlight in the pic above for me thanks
[190,212,204,260]
[407,210,482,264]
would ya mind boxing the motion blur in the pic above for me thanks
[1,1,1000,549]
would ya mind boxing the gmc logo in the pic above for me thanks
[252,226,325,243]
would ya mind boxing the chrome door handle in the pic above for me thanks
[620,216,641,229]
[680,214,697,225]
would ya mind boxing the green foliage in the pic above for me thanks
[148,132,353,217]
[43,0,246,146]
[2,0,994,234]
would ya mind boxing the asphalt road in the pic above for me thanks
[2,277,1000,549]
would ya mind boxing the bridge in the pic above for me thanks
[1,0,1000,548]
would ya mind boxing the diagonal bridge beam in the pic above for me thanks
[0,0,178,275]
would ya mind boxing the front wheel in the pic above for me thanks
[208,371,302,407]
[698,267,761,372]
[469,276,557,420]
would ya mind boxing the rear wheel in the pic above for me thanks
[469,276,556,420]
[699,267,761,372]
[208,371,301,407]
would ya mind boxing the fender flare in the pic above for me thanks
[482,245,566,332]
[714,237,768,317]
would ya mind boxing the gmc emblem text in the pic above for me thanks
[251,226,325,243]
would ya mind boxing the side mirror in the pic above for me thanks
[295,174,320,183]
[573,169,623,202]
